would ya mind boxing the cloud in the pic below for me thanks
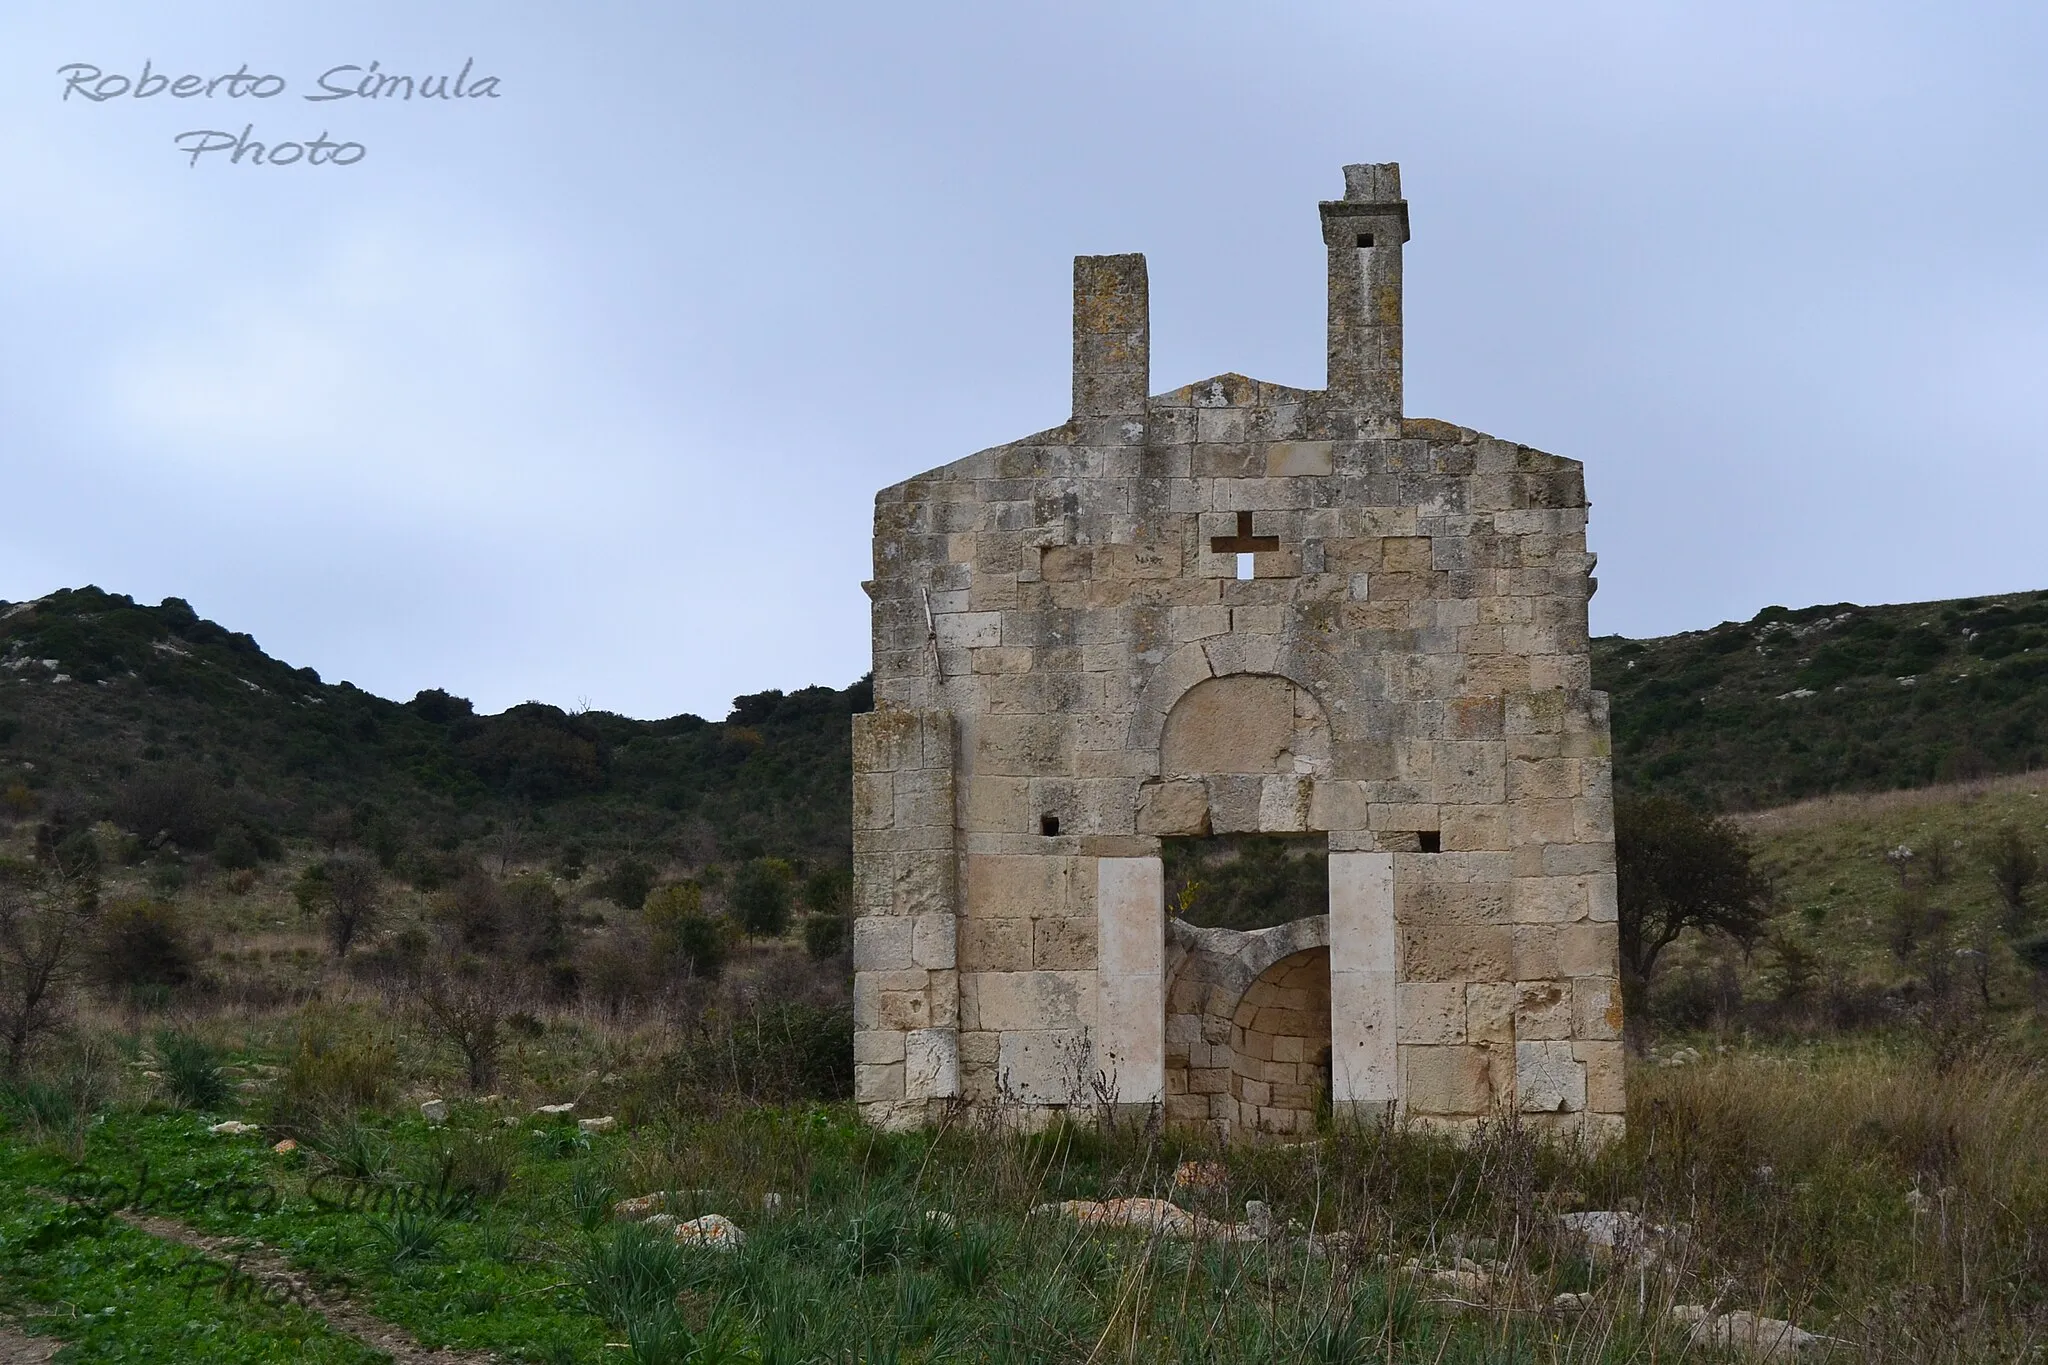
[101,214,662,528]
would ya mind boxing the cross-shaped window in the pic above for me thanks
[1210,511,1278,580]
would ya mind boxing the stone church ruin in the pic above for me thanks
[852,163,1622,1143]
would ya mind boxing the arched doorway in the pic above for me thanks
[1228,945,1331,1137]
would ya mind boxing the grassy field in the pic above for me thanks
[4,770,2048,1360]
[3,1034,2045,1362]
[1646,769,2048,1038]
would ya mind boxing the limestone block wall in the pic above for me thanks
[851,708,959,1129]
[1229,947,1331,1137]
[1164,917,1329,1138]
[854,162,1624,1142]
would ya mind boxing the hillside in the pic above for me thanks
[1594,588,2048,809]
[0,587,867,877]
[5,582,2048,887]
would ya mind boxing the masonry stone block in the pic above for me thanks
[1512,980,1572,1040]
[1515,1040,1585,1114]
[1572,976,1624,1041]
[1404,1045,1502,1115]
[905,1028,960,1100]
[1399,982,1466,1043]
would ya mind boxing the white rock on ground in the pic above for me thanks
[674,1213,745,1252]
[614,1194,665,1220]
[1670,1305,1839,1361]
[420,1099,448,1124]
[1030,1197,1261,1242]
[208,1121,259,1136]
[1558,1210,1686,1270]
[533,1102,575,1117]
[578,1115,617,1134]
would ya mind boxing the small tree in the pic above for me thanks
[321,854,383,956]
[93,898,197,991]
[1615,795,1773,1009]
[644,882,728,979]
[421,962,507,1091]
[730,858,795,938]
[0,860,100,1076]
[597,857,656,913]
[1982,824,2042,933]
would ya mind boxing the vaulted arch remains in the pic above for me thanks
[1140,674,1331,836]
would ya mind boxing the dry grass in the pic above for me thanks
[1731,768,2048,837]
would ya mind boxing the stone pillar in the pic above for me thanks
[1072,254,1149,422]
[1095,855,1163,1106]
[1328,850,1397,1119]
[852,708,960,1129]
[1319,163,1409,432]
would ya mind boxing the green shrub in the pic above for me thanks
[93,898,196,990]
[313,1119,394,1183]
[1,782,34,820]
[598,858,657,912]
[291,862,328,915]
[579,939,654,1014]
[437,1129,515,1205]
[655,1002,851,1104]
[730,858,794,938]
[212,824,261,871]
[271,1014,396,1128]
[802,913,848,960]
[152,1028,229,1110]
[580,1222,684,1327]
[369,1208,445,1268]
[803,866,850,916]
[110,768,220,850]
[645,882,728,980]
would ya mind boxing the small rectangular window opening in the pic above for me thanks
[1235,552,1255,580]
[1356,233,1374,248]
[1417,830,1442,854]
[1040,814,1061,837]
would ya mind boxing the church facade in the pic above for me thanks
[852,164,1622,1142]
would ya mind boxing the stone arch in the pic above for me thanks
[1229,947,1331,1137]
[1162,916,1329,1140]
[1140,675,1331,836]
[1161,674,1331,778]
[1131,640,1350,755]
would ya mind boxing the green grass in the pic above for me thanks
[0,1167,385,1362]
[4,1036,2045,1362]
[1648,771,2048,1023]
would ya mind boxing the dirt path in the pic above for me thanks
[113,1210,500,1365]
[0,1322,63,1363]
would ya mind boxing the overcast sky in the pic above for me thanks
[4,3,2044,720]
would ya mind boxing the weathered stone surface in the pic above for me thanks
[854,162,1620,1141]
[1515,1039,1586,1113]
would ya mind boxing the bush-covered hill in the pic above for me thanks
[1595,588,2048,810]
[0,587,867,876]
[6,582,2046,873]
